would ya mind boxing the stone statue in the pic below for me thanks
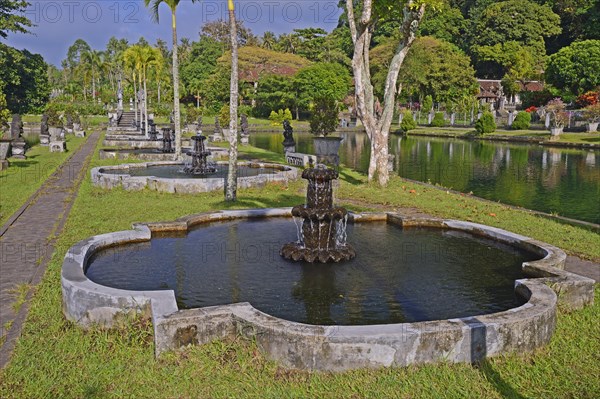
[10,114,27,158]
[214,116,221,134]
[9,114,23,140]
[240,114,249,136]
[282,120,295,153]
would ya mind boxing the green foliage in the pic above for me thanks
[0,44,50,114]
[511,111,531,130]
[545,40,600,96]
[254,75,296,118]
[268,109,293,126]
[431,112,446,127]
[0,0,32,38]
[396,37,478,104]
[219,104,230,128]
[0,87,9,133]
[400,110,417,132]
[45,103,63,127]
[418,2,467,47]
[180,36,223,99]
[475,111,496,134]
[469,0,560,78]
[293,62,351,111]
[309,97,339,136]
[184,104,201,125]
[422,95,433,112]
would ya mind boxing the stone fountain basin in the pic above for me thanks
[61,209,594,371]
[91,162,298,193]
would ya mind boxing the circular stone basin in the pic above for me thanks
[91,162,298,193]
[86,218,539,325]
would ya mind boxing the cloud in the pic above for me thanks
[4,0,342,66]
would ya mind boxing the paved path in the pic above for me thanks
[0,132,100,368]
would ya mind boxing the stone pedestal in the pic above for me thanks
[75,130,86,138]
[40,134,50,146]
[11,138,26,159]
[240,135,249,145]
[50,140,67,152]
[0,141,10,170]
[283,143,296,154]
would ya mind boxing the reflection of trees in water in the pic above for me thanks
[250,131,599,222]
[292,264,343,325]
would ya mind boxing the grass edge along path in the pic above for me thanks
[0,138,597,398]
[0,134,88,227]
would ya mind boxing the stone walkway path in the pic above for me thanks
[0,132,100,367]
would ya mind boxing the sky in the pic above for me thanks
[5,0,342,66]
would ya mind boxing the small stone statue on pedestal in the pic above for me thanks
[282,120,295,153]
[40,114,50,145]
[10,114,27,159]
[240,114,249,145]
[49,122,66,153]
[210,116,223,142]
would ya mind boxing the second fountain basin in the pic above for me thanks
[91,161,298,193]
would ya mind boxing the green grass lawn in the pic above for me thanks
[0,136,598,398]
[0,134,87,226]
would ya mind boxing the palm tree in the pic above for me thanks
[124,45,158,136]
[144,0,198,159]
[261,31,276,50]
[80,50,103,101]
[225,0,239,202]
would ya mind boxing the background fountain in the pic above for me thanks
[182,134,217,175]
[281,165,355,263]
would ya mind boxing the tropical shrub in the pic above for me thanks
[583,103,600,123]
[431,112,445,127]
[475,111,496,134]
[546,98,568,128]
[219,104,230,128]
[268,108,293,126]
[511,111,531,130]
[400,110,416,132]
[309,97,339,136]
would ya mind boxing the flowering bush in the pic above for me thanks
[525,106,537,113]
[546,98,568,128]
[576,91,599,108]
[583,103,600,123]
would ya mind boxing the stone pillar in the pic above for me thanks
[545,113,551,129]
[507,111,515,127]
[450,113,455,126]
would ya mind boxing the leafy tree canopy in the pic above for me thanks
[0,0,32,38]
[545,40,600,95]
[0,44,49,113]
[293,62,351,109]
[372,36,478,105]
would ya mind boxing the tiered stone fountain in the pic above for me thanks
[182,134,217,175]
[281,165,355,263]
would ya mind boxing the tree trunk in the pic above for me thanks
[133,73,138,123]
[158,81,161,104]
[92,69,96,100]
[144,70,149,139]
[345,0,424,186]
[225,1,239,202]
[172,10,182,160]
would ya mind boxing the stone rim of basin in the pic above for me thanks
[61,208,595,371]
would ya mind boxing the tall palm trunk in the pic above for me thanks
[171,10,182,159]
[225,0,238,202]
[133,72,138,123]
[144,68,149,138]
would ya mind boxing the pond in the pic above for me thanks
[249,132,600,224]
[86,219,538,325]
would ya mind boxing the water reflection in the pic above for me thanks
[250,132,600,223]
